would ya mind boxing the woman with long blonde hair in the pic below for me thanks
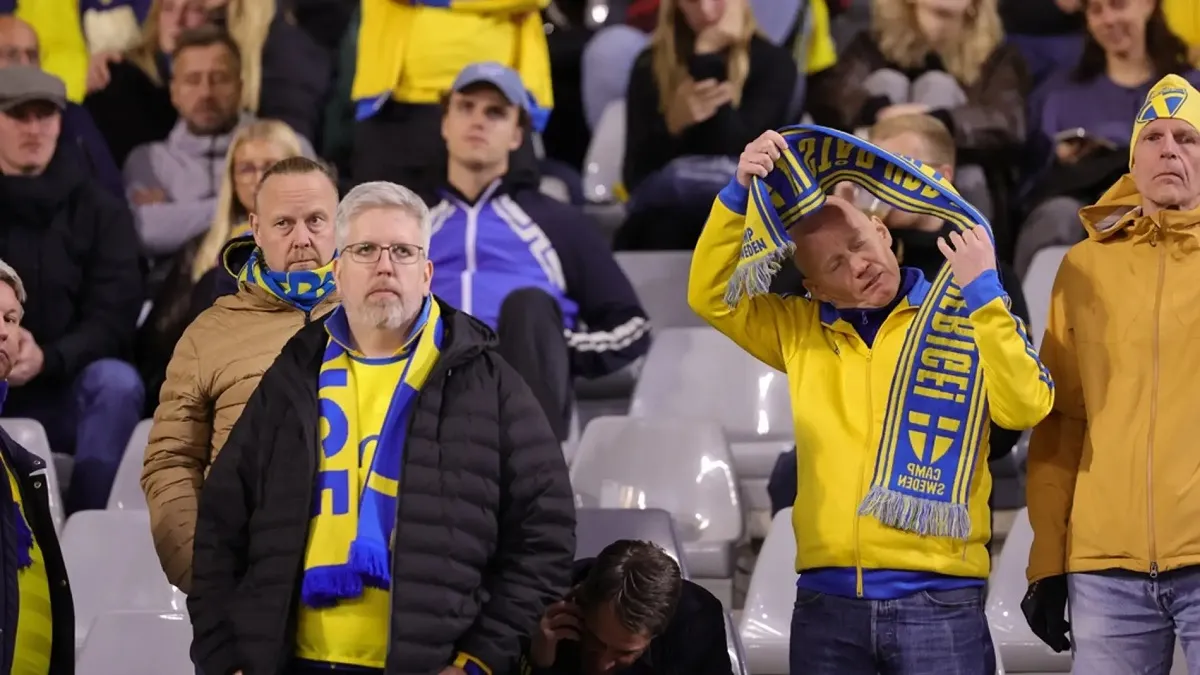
[622,0,798,193]
[192,119,308,282]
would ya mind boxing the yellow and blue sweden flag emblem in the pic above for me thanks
[1138,86,1189,124]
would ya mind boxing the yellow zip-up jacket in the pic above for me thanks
[1027,175,1200,583]
[690,182,1054,589]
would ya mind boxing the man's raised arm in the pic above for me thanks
[687,131,812,373]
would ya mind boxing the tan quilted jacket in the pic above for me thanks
[140,283,337,591]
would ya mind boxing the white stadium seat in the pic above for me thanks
[614,251,708,330]
[574,507,689,577]
[571,416,743,581]
[740,508,796,675]
[0,418,65,534]
[76,610,192,675]
[108,418,152,510]
[1021,246,1070,352]
[630,328,794,529]
[583,99,627,204]
[61,510,185,650]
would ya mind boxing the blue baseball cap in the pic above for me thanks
[450,62,530,112]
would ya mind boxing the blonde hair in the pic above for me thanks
[650,0,758,114]
[125,0,172,85]
[870,0,1003,87]
[869,113,957,167]
[125,0,272,109]
[191,119,307,281]
[224,0,273,114]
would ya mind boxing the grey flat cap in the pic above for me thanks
[0,66,66,112]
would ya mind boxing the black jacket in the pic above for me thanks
[0,427,74,674]
[623,36,799,192]
[84,58,178,169]
[0,145,143,403]
[189,298,576,675]
[521,559,732,675]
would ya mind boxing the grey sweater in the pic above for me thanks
[122,114,313,256]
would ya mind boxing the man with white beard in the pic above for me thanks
[188,181,576,675]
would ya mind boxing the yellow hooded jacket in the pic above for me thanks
[1027,75,1200,583]
[691,182,1053,591]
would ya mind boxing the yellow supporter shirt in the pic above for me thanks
[296,352,405,668]
[2,452,52,675]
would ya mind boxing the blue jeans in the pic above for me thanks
[5,358,143,512]
[1068,568,1200,674]
[790,585,995,674]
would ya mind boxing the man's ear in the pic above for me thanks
[802,278,827,303]
[939,163,956,183]
[871,215,893,246]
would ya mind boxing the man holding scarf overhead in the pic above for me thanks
[688,126,1054,673]
[189,181,575,675]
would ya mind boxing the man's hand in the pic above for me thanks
[937,227,996,287]
[1053,0,1081,13]
[1021,576,1071,653]
[736,130,788,188]
[438,668,467,675]
[131,187,168,206]
[878,103,932,121]
[8,328,43,387]
[665,79,734,135]
[530,599,584,667]
[86,52,122,93]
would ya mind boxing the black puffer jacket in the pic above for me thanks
[189,298,576,675]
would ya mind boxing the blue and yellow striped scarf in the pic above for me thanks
[301,298,444,607]
[734,125,995,540]
[237,248,336,312]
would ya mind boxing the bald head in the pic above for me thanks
[0,16,39,68]
[790,195,903,309]
[789,196,873,271]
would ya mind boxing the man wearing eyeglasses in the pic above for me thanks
[429,62,650,441]
[189,180,575,675]
[142,155,340,599]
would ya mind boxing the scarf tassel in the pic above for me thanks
[13,503,32,569]
[301,566,363,608]
[724,242,796,307]
[348,539,392,589]
[858,486,971,540]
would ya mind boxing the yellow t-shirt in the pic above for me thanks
[2,454,52,675]
[295,354,406,668]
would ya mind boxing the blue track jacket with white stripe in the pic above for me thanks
[429,176,651,379]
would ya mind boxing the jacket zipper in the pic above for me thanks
[856,345,872,597]
[1147,223,1165,578]
[457,181,501,317]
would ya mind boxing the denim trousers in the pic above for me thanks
[4,358,144,512]
[1069,567,1200,674]
[789,585,995,674]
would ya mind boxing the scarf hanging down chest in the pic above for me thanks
[301,299,444,607]
[732,125,998,540]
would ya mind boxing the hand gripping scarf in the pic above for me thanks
[732,124,997,540]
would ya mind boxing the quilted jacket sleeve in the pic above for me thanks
[142,328,212,592]
[454,353,576,668]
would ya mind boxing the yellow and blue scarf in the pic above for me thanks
[734,125,994,540]
[237,248,336,312]
[301,298,444,607]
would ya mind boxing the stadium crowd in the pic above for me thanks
[0,0,1192,672]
